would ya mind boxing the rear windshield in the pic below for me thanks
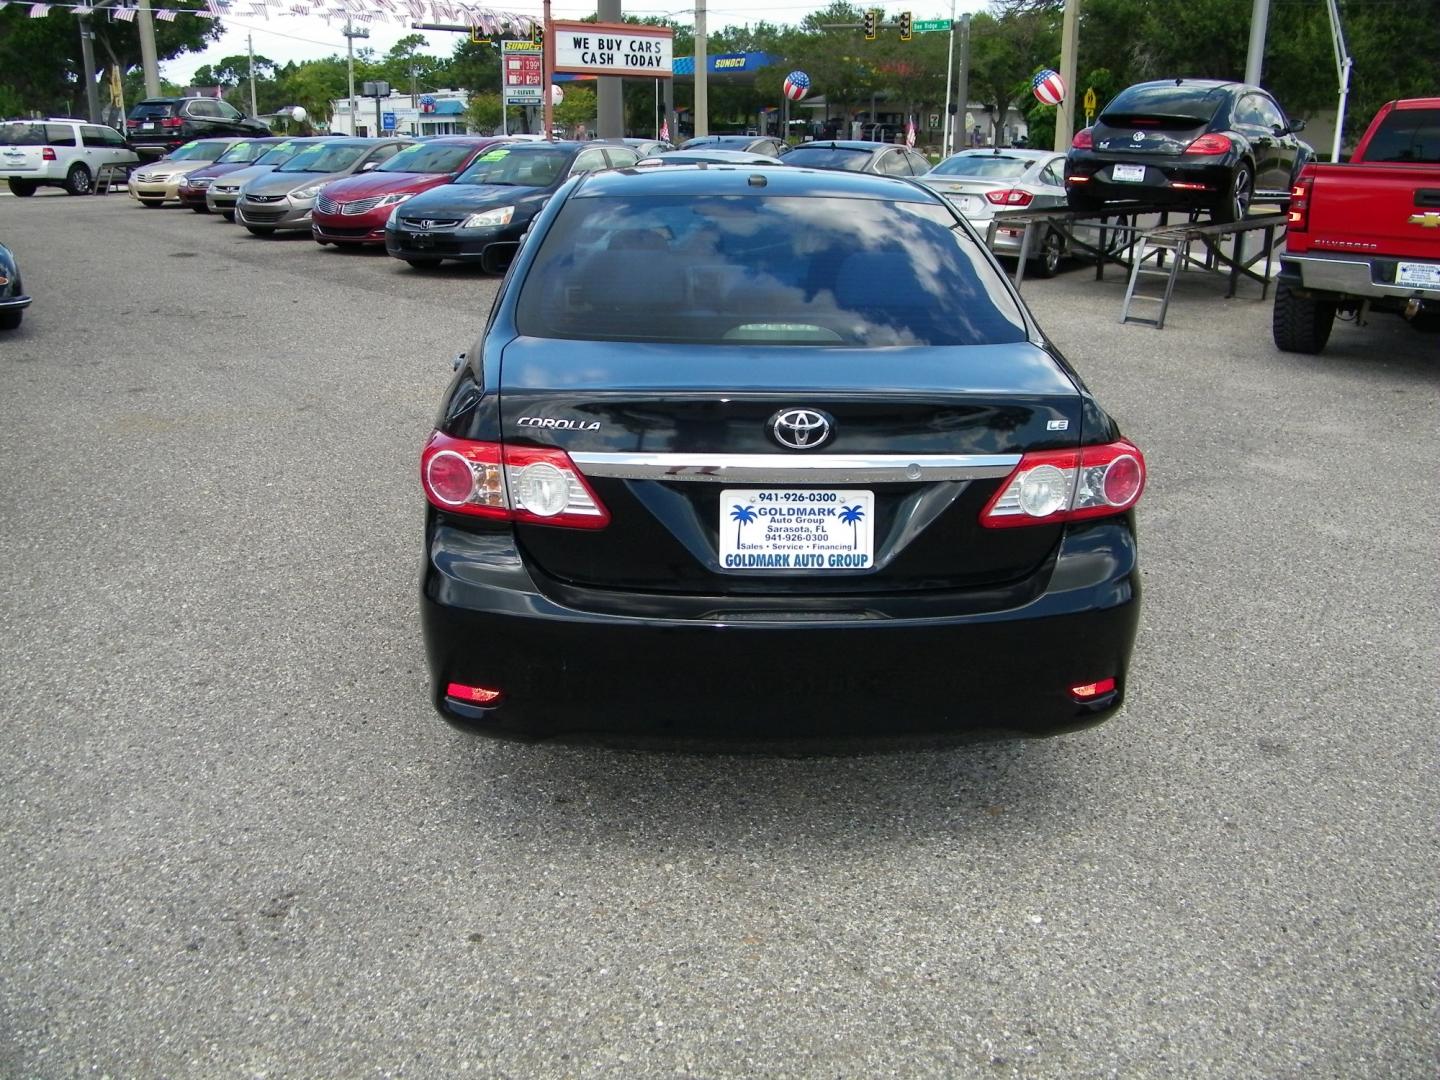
[379,142,477,173]
[129,101,179,119]
[930,154,1032,179]
[515,194,1027,347]
[169,140,228,161]
[1363,107,1440,164]
[0,122,76,147]
[216,140,269,164]
[1103,84,1226,123]
[255,140,304,166]
[780,147,874,172]
[277,143,370,173]
[456,147,568,186]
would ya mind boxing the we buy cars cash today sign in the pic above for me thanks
[550,20,674,77]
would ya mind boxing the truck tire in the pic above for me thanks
[7,179,37,197]
[1272,283,1336,354]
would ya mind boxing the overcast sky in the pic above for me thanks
[164,0,992,85]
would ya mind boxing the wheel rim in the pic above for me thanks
[1232,169,1251,219]
[1043,235,1061,274]
[72,169,90,193]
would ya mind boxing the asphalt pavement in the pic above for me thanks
[1,190,1436,1078]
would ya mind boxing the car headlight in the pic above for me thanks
[461,205,515,228]
[376,192,414,207]
[292,183,326,199]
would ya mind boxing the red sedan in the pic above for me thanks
[311,137,509,247]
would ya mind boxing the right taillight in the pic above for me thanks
[421,431,610,529]
[161,117,183,129]
[985,188,1034,206]
[1183,133,1233,155]
[1287,175,1313,232]
[1071,128,1094,150]
[980,440,1145,528]
[42,148,56,161]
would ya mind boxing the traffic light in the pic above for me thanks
[898,11,912,41]
[863,9,878,40]
[470,28,491,44]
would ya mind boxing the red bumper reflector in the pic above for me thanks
[1070,677,1116,700]
[446,682,502,705]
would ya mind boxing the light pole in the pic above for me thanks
[942,1,955,156]
[344,21,369,135]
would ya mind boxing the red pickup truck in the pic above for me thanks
[1274,98,1440,353]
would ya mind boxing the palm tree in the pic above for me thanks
[730,503,757,546]
[838,504,865,549]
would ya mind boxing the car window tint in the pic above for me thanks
[875,150,910,176]
[1254,96,1287,131]
[129,101,179,119]
[780,147,873,172]
[169,140,226,161]
[216,140,266,163]
[1103,84,1227,123]
[602,148,639,169]
[0,123,49,146]
[571,148,609,174]
[366,143,406,165]
[1364,107,1440,164]
[458,147,568,186]
[255,140,303,166]
[216,100,243,119]
[515,194,1027,347]
[187,100,218,117]
[1039,160,1064,186]
[931,154,1030,179]
[46,124,78,147]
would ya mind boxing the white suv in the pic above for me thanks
[0,119,138,196]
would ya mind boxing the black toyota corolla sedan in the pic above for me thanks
[420,165,1146,742]
[1065,78,1311,222]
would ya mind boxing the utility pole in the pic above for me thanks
[1244,0,1270,86]
[247,34,259,117]
[941,1,955,156]
[1053,0,1079,151]
[955,14,970,151]
[78,17,102,122]
[136,0,161,97]
[597,0,624,137]
[542,0,554,142]
[344,21,369,135]
[693,0,708,138]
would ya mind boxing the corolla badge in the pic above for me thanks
[769,408,834,450]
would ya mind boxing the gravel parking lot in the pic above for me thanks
[2,191,1435,1078]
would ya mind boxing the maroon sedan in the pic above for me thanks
[177,137,286,212]
[311,137,510,246]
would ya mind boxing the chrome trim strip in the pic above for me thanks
[569,452,1022,484]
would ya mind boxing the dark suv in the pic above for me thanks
[126,97,270,159]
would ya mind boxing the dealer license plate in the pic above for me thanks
[1396,261,1440,290]
[955,195,980,214]
[142,122,155,130]
[412,232,433,248]
[719,489,874,572]
[1112,163,1145,183]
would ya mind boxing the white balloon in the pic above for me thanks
[290,106,308,123]
[550,85,564,106]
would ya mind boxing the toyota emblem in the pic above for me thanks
[769,408,834,450]
[1131,131,1145,142]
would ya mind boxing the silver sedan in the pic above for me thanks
[921,149,1072,276]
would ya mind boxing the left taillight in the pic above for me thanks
[984,188,1034,207]
[42,148,56,161]
[980,440,1145,528]
[1183,133,1233,156]
[421,431,610,530]
[1287,175,1314,232]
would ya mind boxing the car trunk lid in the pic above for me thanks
[1094,112,1213,156]
[496,337,1082,595]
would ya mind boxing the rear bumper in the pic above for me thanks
[0,166,63,182]
[1279,252,1440,300]
[0,294,32,312]
[421,518,1141,743]
[1066,156,1235,206]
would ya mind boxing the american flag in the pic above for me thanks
[659,118,670,142]
[155,7,176,18]
[28,3,50,16]
[905,116,916,148]
[205,0,226,12]
[113,5,136,19]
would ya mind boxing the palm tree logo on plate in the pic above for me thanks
[838,504,865,549]
[730,503,757,546]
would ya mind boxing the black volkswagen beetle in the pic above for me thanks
[0,240,31,330]
[1065,78,1311,222]
[385,141,639,271]
[419,165,1147,743]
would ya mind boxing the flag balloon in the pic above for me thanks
[783,71,811,102]
[1031,69,1066,106]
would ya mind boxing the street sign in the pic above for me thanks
[551,20,674,77]
[1083,87,1097,125]
[914,18,950,32]
[502,40,544,106]
[928,112,939,128]
[382,112,396,130]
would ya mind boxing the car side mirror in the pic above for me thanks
[452,351,466,372]
[361,161,379,171]
[1289,118,1306,133]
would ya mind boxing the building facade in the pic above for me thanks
[328,89,473,138]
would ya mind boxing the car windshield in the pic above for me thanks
[169,141,228,161]
[1102,84,1226,123]
[516,194,1027,347]
[455,147,568,187]
[1364,107,1440,164]
[255,141,304,166]
[278,143,370,173]
[128,101,179,119]
[779,147,873,172]
[215,140,268,164]
[0,123,52,146]
[929,155,1032,179]
[379,142,477,173]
